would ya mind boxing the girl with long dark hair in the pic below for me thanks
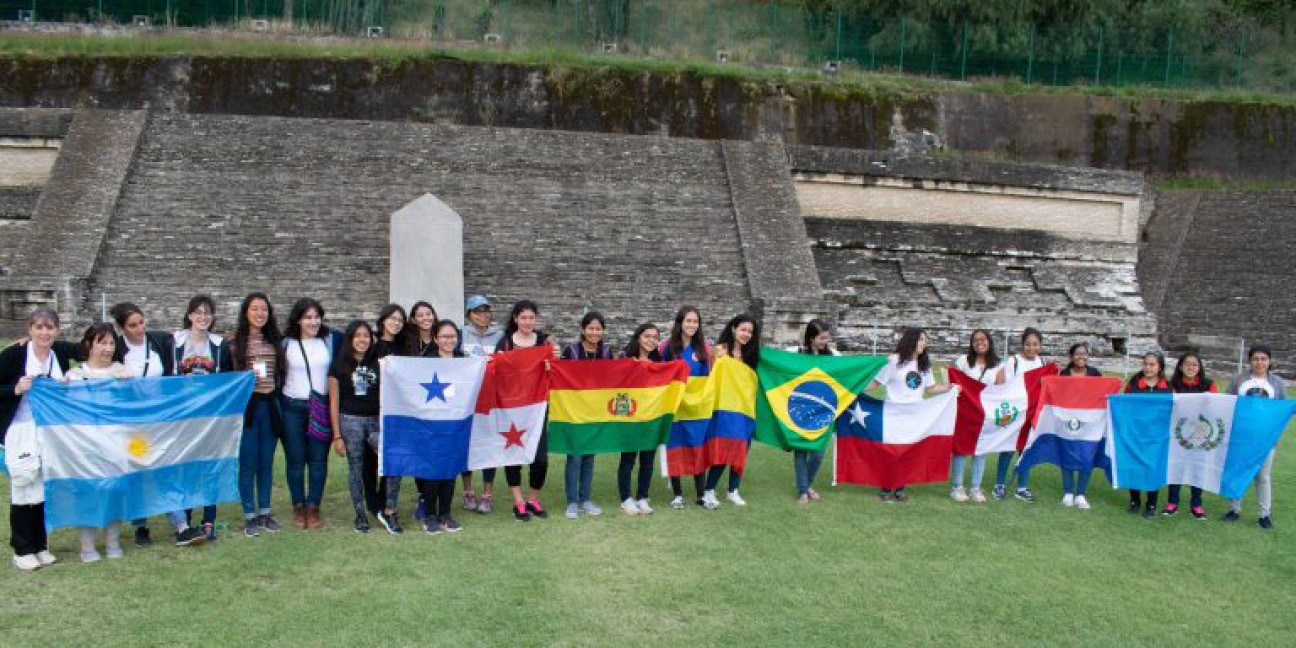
[228,293,285,538]
[868,327,950,502]
[1165,352,1214,520]
[702,314,762,509]
[330,320,400,534]
[1124,352,1170,518]
[560,311,613,519]
[281,297,344,530]
[619,323,662,515]
[794,319,836,505]
[949,329,1000,504]
[994,328,1049,503]
[495,300,556,521]
[661,306,711,509]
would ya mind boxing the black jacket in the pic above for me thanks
[112,331,177,377]
[0,342,74,443]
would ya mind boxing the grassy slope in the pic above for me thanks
[1,420,1291,646]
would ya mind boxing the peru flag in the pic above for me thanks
[949,364,1056,456]
[467,346,550,470]
[833,389,959,489]
[1017,376,1122,475]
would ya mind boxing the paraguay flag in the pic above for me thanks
[29,372,254,531]
[381,356,488,480]
[833,389,959,488]
[548,359,690,454]
[1107,393,1296,498]
[1018,376,1122,475]
[468,346,550,470]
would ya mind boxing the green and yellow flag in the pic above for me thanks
[754,348,888,451]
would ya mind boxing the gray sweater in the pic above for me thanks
[1229,372,1286,399]
[462,323,504,358]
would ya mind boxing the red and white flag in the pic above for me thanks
[467,346,550,470]
[949,364,1058,456]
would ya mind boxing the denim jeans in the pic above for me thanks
[281,396,330,506]
[340,414,400,517]
[949,454,987,490]
[793,449,825,496]
[705,465,741,492]
[996,452,1029,488]
[1060,469,1092,495]
[564,454,595,505]
[239,395,279,516]
[1167,484,1203,508]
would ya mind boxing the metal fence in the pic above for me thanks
[3,0,1292,94]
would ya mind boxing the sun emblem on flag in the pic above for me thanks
[126,433,152,462]
[606,393,638,417]
[1174,415,1226,451]
[1064,418,1083,432]
[993,401,1021,428]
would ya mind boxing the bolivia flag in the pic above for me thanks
[949,364,1056,456]
[833,389,959,488]
[1018,376,1122,476]
[468,346,550,470]
[1107,393,1295,498]
[754,348,888,452]
[549,359,691,454]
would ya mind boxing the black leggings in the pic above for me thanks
[1166,485,1203,508]
[1129,489,1159,509]
[416,479,456,519]
[504,431,548,490]
[670,475,705,498]
[618,450,655,501]
[9,503,47,555]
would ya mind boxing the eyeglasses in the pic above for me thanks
[435,335,458,341]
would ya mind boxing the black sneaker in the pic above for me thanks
[243,517,261,538]
[354,515,371,534]
[1142,505,1156,519]
[526,499,548,519]
[1222,510,1241,522]
[440,515,462,533]
[1127,500,1141,514]
[1014,488,1035,503]
[174,527,206,547]
[259,514,282,533]
[423,517,442,535]
[879,489,895,503]
[202,521,217,542]
[134,526,152,546]
[376,510,403,535]
[513,503,532,522]
[1258,516,1275,531]
[894,488,909,503]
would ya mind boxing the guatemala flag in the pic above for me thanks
[1107,393,1296,498]
[29,372,254,531]
[381,356,488,480]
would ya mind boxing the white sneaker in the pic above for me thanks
[669,495,685,510]
[81,549,102,563]
[969,488,987,503]
[565,503,579,519]
[1075,495,1091,510]
[12,554,40,571]
[580,500,603,516]
[35,550,57,566]
[1062,493,1075,508]
[951,487,969,502]
[702,490,720,510]
[636,498,653,515]
[725,490,747,507]
[620,498,640,515]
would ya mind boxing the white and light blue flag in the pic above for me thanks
[1107,392,1295,498]
[29,372,254,531]
[381,356,488,480]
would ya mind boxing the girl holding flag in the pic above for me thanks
[619,323,662,515]
[1166,352,1214,520]
[949,329,1000,503]
[1124,352,1170,518]
[495,300,556,522]
[868,327,951,502]
[1057,342,1102,510]
[661,306,711,510]
[173,295,234,542]
[421,320,467,534]
[560,312,613,519]
[704,314,762,509]
[994,328,1049,503]
[795,319,837,505]
[397,301,438,522]
[1224,345,1285,530]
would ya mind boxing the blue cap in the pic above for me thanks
[465,295,491,312]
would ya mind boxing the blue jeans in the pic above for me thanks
[1061,469,1092,495]
[281,396,330,506]
[705,465,741,492]
[949,454,987,489]
[793,449,824,496]
[996,452,1029,489]
[239,395,279,516]
[564,454,595,505]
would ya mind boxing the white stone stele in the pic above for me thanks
[390,193,465,327]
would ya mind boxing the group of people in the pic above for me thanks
[0,294,1284,572]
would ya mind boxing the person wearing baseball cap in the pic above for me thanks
[459,295,504,513]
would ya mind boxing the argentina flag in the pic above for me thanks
[29,372,254,531]
[381,356,488,480]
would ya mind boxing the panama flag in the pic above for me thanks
[29,372,254,531]
[468,346,550,470]
[949,364,1056,456]
[381,356,488,480]
[754,348,888,452]
[833,389,959,488]
[1018,376,1122,475]
[1107,393,1296,498]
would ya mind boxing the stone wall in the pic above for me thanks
[2,57,1295,180]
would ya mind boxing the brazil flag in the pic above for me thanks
[754,348,888,451]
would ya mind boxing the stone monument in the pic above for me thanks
[390,193,465,326]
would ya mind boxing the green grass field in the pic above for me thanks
[2,420,1292,646]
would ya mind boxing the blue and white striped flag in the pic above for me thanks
[29,372,254,531]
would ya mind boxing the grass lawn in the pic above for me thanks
[1,418,1292,646]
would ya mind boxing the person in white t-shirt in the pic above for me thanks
[1225,345,1286,531]
[866,327,951,503]
[992,328,1050,503]
[949,329,1001,503]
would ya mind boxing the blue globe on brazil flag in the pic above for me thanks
[787,380,838,430]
